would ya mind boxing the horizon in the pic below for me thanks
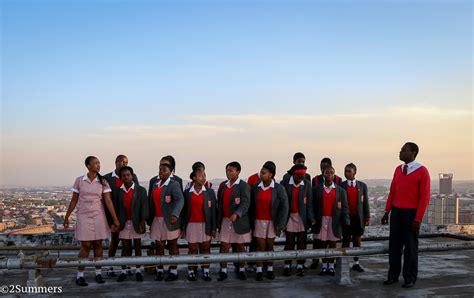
[1,0,473,187]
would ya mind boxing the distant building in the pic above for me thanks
[439,173,453,195]
[425,195,459,225]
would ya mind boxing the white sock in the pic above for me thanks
[239,267,245,273]
[256,266,263,273]
[77,271,84,279]
[136,267,142,273]
[95,269,102,276]
[170,269,178,275]
[297,264,303,270]
[203,268,210,274]
[107,267,114,271]
[354,260,359,265]
[284,264,290,269]
[121,269,127,274]
[328,263,334,269]
[188,270,194,276]
[221,268,227,274]
[156,267,163,273]
[267,266,273,272]
[322,263,328,269]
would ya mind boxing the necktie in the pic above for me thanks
[403,165,408,175]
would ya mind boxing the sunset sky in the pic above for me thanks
[1,0,472,187]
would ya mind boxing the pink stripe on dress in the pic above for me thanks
[185,222,211,243]
[119,220,145,239]
[150,217,180,241]
[314,216,339,241]
[219,217,251,244]
[253,219,276,239]
[286,212,306,233]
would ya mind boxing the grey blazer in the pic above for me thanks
[312,184,350,238]
[147,178,184,231]
[181,188,217,236]
[149,174,184,193]
[103,172,139,225]
[340,180,370,230]
[216,180,251,234]
[280,177,314,230]
[249,182,289,231]
[116,185,149,233]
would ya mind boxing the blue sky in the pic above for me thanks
[1,0,472,186]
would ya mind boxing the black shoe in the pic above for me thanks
[187,272,197,281]
[217,271,228,281]
[310,262,319,270]
[106,267,116,277]
[402,281,415,288]
[135,272,144,282]
[267,271,275,280]
[352,264,365,272]
[126,268,133,276]
[203,272,212,282]
[256,272,263,281]
[117,273,127,282]
[328,268,335,276]
[155,271,164,281]
[75,277,88,286]
[283,268,291,277]
[238,271,247,280]
[319,268,328,276]
[165,273,178,282]
[383,278,399,285]
[95,274,105,284]
[296,268,304,277]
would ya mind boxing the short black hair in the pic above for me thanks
[405,142,419,158]
[262,161,276,178]
[320,157,332,165]
[345,163,357,172]
[226,161,241,172]
[115,154,127,162]
[192,161,205,171]
[161,155,176,172]
[293,152,306,163]
[119,166,134,177]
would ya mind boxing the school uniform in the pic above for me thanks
[181,185,217,243]
[116,183,149,239]
[281,172,311,186]
[216,178,252,243]
[341,179,370,243]
[149,174,184,193]
[147,176,185,241]
[247,172,261,189]
[71,175,112,241]
[385,161,430,285]
[249,180,289,239]
[312,174,342,188]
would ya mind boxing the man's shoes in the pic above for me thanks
[155,271,164,281]
[352,264,365,272]
[75,277,88,286]
[402,281,415,288]
[95,274,105,284]
[383,278,399,285]
[187,272,197,281]
[117,273,127,282]
[283,268,291,277]
[256,272,263,281]
[328,268,335,276]
[203,272,212,282]
[135,272,144,282]
[217,271,228,281]
[319,268,328,276]
[165,273,178,282]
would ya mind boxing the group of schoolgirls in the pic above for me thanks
[66,153,370,286]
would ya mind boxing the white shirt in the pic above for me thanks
[111,171,119,178]
[226,178,241,188]
[258,180,275,191]
[189,185,207,196]
[156,176,171,187]
[289,176,305,187]
[323,182,336,193]
[347,179,357,187]
[120,182,135,193]
[402,161,422,175]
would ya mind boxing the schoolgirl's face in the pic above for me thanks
[120,170,133,185]
[323,168,335,183]
[193,169,206,187]
[320,162,331,173]
[115,157,128,170]
[87,158,101,173]
[260,168,273,183]
[226,166,240,181]
[344,167,356,180]
[159,164,171,180]
[294,158,305,165]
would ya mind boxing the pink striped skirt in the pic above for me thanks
[186,222,211,243]
[150,217,180,241]
[119,220,145,240]
[219,217,251,244]
[286,212,306,233]
[314,216,339,241]
[253,219,276,239]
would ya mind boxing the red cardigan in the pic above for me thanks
[385,165,431,223]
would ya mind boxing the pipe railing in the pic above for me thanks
[1,241,473,270]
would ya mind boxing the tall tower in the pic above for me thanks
[439,173,453,195]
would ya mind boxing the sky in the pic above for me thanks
[1,0,473,187]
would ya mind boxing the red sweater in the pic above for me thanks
[291,186,300,213]
[346,186,358,215]
[189,192,205,222]
[152,187,164,217]
[247,173,260,189]
[385,165,431,223]
[123,189,134,220]
[322,188,336,216]
[256,188,272,220]
[223,186,233,218]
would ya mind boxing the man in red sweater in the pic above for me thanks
[381,142,431,288]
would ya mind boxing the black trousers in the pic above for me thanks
[388,207,418,283]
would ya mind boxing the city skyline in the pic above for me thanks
[1,0,473,187]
